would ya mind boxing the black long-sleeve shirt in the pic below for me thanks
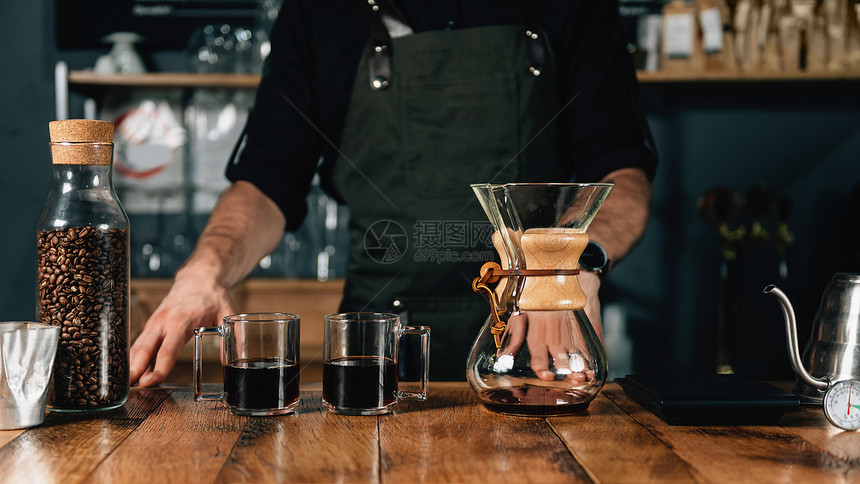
[226,0,657,231]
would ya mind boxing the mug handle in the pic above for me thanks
[399,325,431,401]
[193,327,222,402]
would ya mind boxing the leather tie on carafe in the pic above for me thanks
[472,229,585,348]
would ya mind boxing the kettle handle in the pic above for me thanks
[763,285,829,391]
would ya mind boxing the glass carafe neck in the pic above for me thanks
[51,163,114,191]
[48,141,115,192]
[40,142,127,232]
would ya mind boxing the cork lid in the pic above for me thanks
[49,119,114,143]
[49,120,114,165]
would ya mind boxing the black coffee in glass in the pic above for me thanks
[322,312,429,415]
[224,358,300,410]
[322,356,397,410]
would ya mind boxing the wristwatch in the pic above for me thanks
[579,241,611,278]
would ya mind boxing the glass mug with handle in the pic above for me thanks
[193,313,300,416]
[323,312,430,415]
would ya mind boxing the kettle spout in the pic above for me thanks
[764,285,829,391]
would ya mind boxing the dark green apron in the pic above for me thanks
[332,2,561,380]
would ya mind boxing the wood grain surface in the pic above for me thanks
[0,382,857,483]
[549,390,706,483]
[84,385,245,483]
[217,392,379,483]
[380,385,591,483]
[0,385,165,483]
[602,385,855,482]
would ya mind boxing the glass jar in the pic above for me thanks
[36,120,130,412]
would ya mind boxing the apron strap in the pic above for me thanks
[367,0,412,90]
[369,0,545,86]
[522,0,545,77]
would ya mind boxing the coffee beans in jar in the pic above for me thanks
[39,120,130,412]
[37,226,129,410]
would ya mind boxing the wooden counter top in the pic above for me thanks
[1,382,857,483]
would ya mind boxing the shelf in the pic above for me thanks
[67,71,262,89]
[636,70,860,83]
[66,69,860,90]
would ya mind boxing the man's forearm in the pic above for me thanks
[586,167,652,271]
[177,180,287,288]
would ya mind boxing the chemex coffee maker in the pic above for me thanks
[468,183,613,416]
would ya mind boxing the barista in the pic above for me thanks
[130,0,657,385]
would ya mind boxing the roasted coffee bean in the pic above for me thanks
[37,226,129,410]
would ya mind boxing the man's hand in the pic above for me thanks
[129,272,235,387]
[495,271,603,382]
[128,181,287,387]
[498,310,599,383]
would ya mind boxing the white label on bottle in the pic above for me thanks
[700,7,724,54]
[664,12,695,59]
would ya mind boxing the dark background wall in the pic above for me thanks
[0,1,59,323]
[618,82,860,379]
[2,1,858,380]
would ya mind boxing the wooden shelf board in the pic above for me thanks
[636,70,860,83]
[67,70,860,90]
[68,71,261,88]
[131,277,345,291]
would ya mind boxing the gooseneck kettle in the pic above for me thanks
[765,273,860,404]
